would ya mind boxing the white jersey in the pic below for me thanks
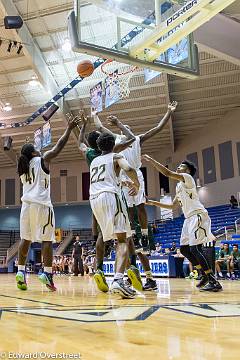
[120,135,141,170]
[176,173,206,218]
[21,157,52,207]
[116,135,142,181]
[89,153,120,198]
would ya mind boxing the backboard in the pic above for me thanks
[68,0,236,79]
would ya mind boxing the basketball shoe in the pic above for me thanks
[127,265,143,291]
[94,269,109,293]
[143,278,158,291]
[16,270,27,291]
[38,272,57,291]
[110,278,136,299]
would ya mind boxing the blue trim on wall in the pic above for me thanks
[0,203,157,230]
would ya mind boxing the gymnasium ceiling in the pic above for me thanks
[0,0,239,167]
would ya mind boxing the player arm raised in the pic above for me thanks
[114,154,140,195]
[139,101,177,144]
[146,196,179,210]
[43,115,80,166]
[78,113,90,157]
[93,113,117,138]
[142,154,184,182]
[107,115,136,153]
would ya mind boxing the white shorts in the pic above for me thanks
[180,212,215,246]
[20,202,55,243]
[122,170,146,207]
[90,192,131,242]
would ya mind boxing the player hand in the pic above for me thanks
[66,113,81,130]
[79,111,89,125]
[128,184,138,196]
[142,154,152,162]
[122,180,133,188]
[168,101,178,112]
[107,115,119,126]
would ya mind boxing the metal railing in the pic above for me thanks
[55,230,73,255]
[6,239,21,265]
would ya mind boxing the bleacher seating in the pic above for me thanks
[153,205,240,248]
[64,229,95,256]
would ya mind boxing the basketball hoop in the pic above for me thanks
[101,59,138,99]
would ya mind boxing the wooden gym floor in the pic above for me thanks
[0,274,240,360]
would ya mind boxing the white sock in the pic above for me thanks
[219,272,223,277]
[18,265,25,271]
[44,267,52,274]
[142,229,148,236]
[131,230,136,235]
[114,272,124,280]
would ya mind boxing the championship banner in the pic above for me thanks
[90,82,103,114]
[34,127,42,151]
[105,71,120,108]
[42,121,52,148]
[55,228,62,242]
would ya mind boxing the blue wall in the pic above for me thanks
[0,203,157,230]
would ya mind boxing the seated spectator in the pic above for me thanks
[215,243,230,278]
[230,195,238,209]
[173,248,184,258]
[170,242,177,254]
[165,248,172,255]
[155,243,163,254]
[151,249,159,257]
[227,244,240,279]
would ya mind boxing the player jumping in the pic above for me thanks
[16,115,80,291]
[143,154,222,292]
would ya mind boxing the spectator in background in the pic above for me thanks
[165,248,172,255]
[227,244,240,279]
[72,235,84,276]
[170,241,177,253]
[230,195,238,209]
[151,224,157,234]
[155,243,163,254]
[215,243,230,279]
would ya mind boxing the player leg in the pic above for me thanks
[179,219,206,286]
[127,205,157,290]
[16,202,32,290]
[127,237,143,291]
[189,214,222,292]
[37,205,56,291]
[110,194,136,298]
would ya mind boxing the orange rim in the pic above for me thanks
[101,59,138,76]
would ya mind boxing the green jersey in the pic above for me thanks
[219,249,230,259]
[86,148,101,166]
[232,250,240,260]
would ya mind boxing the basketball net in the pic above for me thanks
[101,60,138,99]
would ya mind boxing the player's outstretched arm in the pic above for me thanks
[140,101,178,144]
[142,154,184,182]
[78,113,90,157]
[146,197,179,210]
[107,115,135,139]
[43,115,80,164]
[93,113,117,138]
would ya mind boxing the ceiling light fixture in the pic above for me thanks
[3,103,12,112]
[62,38,72,52]
[29,75,39,87]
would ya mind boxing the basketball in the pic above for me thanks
[77,60,94,77]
